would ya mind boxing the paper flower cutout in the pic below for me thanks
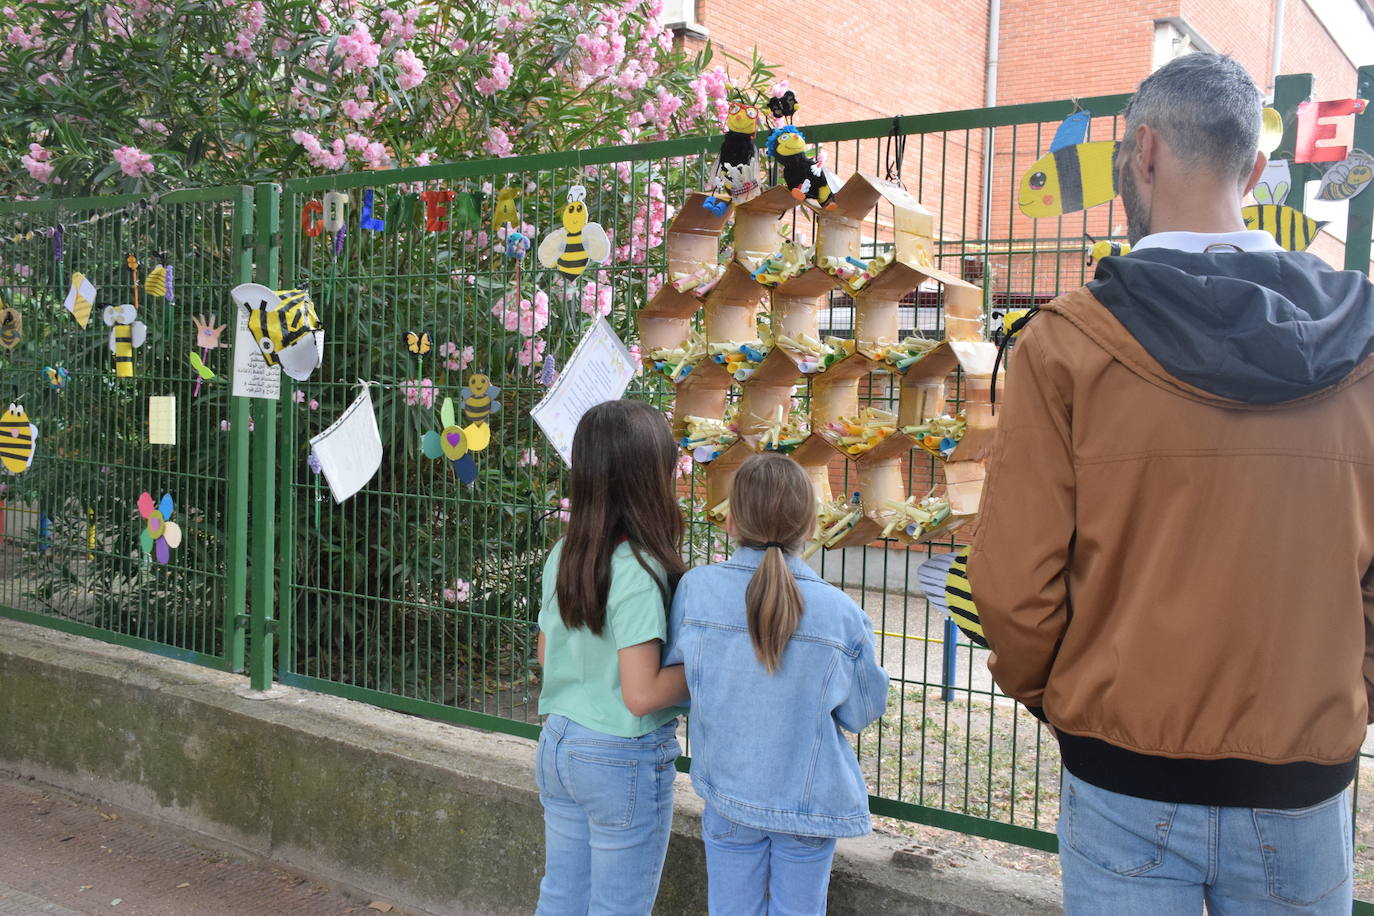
[137,491,183,564]
[421,397,478,485]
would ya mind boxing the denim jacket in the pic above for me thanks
[664,548,890,837]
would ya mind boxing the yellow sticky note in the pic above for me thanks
[149,396,176,445]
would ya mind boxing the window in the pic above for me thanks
[661,0,708,39]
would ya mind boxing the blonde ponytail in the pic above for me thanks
[746,545,805,672]
[729,453,817,673]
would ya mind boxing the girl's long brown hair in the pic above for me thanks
[556,399,686,635]
[730,452,816,672]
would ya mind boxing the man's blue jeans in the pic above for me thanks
[534,714,681,916]
[700,801,838,915]
[1058,769,1353,914]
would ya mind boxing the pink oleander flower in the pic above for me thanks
[113,145,154,178]
[518,448,539,467]
[553,497,571,523]
[438,341,474,372]
[292,390,305,403]
[675,454,693,479]
[381,7,420,44]
[518,336,546,369]
[394,48,426,90]
[403,377,436,408]
[341,98,377,120]
[475,51,513,96]
[136,118,170,136]
[337,20,381,72]
[309,399,319,410]
[579,278,612,318]
[482,127,514,158]
[21,143,55,184]
[443,577,471,604]
[770,79,791,98]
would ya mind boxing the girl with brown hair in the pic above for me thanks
[534,399,690,915]
[665,451,890,914]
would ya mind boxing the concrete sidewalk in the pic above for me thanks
[0,775,388,916]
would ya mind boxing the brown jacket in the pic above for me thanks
[968,284,1374,772]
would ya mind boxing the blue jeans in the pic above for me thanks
[534,714,681,916]
[1058,769,1353,915]
[701,801,838,915]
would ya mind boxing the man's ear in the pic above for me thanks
[1243,151,1267,196]
[1133,124,1157,185]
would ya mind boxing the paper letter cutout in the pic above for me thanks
[360,189,385,232]
[1296,98,1368,164]
[310,386,383,502]
[148,396,176,445]
[419,190,455,232]
[322,191,349,232]
[64,273,96,329]
[302,199,324,237]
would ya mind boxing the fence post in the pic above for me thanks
[1345,65,1374,274]
[276,190,298,679]
[1272,73,1314,215]
[223,186,255,672]
[248,182,282,691]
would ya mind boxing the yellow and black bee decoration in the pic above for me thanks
[1242,204,1324,252]
[1019,111,1118,218]
[460,372,502,452]
[1317,149,1374,202]
[103,304,147,378]
[1086,236,1131,267]
[230,283,324,382]
[0,402,37,474]
[538,185,611,278]
[0,307,21,351]
[917,548,986,649]
[404,330,432,356]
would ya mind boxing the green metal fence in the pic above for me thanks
[2,70,1373,907]
[0,186,253,670]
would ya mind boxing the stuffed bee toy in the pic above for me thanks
[704,101,762,216]
[766,126,836,208]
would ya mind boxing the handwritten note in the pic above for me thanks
[309,386,383,503]
[532,318,637,466]
[148,396,176,445]
[230,302,280,400]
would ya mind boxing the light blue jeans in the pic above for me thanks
[1058,769,1353,914]
[701,801,838,915]
[534,714,681,916]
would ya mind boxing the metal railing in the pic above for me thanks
[2,68,1372,907]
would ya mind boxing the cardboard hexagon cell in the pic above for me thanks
[230,283,324,382]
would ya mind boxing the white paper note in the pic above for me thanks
[531,318,638,467]
[230,302,281,400]
[148,396,176,445]
[309,386,383,503]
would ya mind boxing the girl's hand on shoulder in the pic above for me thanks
[619,640,688,717]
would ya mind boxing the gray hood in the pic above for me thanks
[1087,249,1374,405]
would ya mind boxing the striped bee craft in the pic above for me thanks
[1242,204,1323,252]
[916,548,988,649]
[231,284,324,382]
[0,403,37,474]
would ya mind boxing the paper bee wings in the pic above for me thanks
[230,283,324,382]
[0,402,37,474]
[103,305,147,378]
[538,185,611,278]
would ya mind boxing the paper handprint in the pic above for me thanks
[193,314,227,350]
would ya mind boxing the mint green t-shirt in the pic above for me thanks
[538,539,685,738]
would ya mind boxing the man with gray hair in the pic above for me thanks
[968,53,1374,912]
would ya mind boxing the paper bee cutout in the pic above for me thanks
[0,402,37,474]
[64,272,96,329]
[539,186,611,278]
[460,372,502,450]
[230,283,324,382]
[492,186,520,230]
[1254,159,1292,207]
[1018,110,1117,218]
[103,305,147,378]
[1242,204,1323,252]
[404,330,432,356]
[1317,149,1374,202]
[44,366,69,392]
[0,307,21,350]
[145,264,173,301]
